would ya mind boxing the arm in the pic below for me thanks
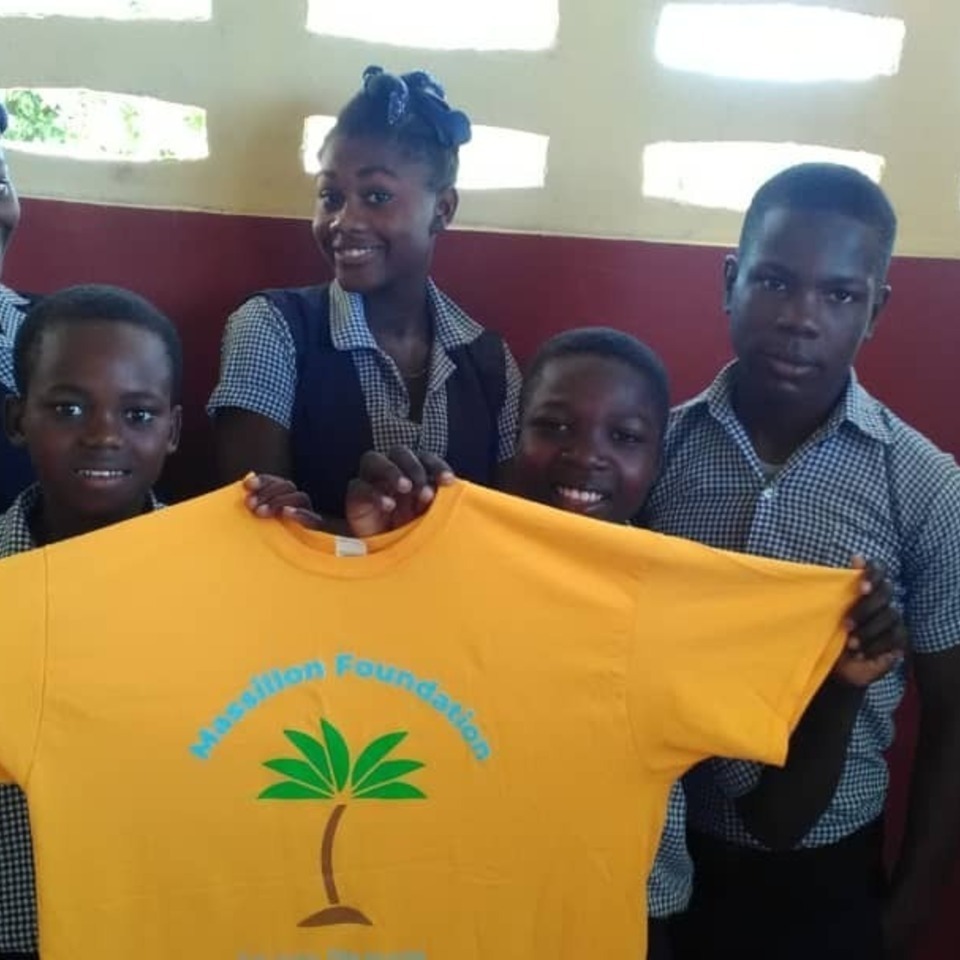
[884,646,960,958]
[207,296,297,484]
[736,561,906,849]
[736,678,866,849]
[882,467,960,957]
[213,409,292,483]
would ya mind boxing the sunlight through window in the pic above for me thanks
[1,88,208,162]
[0,0,209,19]
[306,0,557,51]
[654,4,905,82]
[303,117,548,190]
[642,141,884,210]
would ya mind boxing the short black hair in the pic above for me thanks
[14,284,183,401]
[324,66,471,191]
[739,163,897,276]
[522,327,671,431]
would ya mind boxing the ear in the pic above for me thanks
[865,283,891,340]
[3,392,27,448]
[431,187,458,234]
[166,405,183,454]
[722,254,739,314]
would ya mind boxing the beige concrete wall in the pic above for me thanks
[1,0,958,256]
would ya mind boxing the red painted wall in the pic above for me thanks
[6,199,959,957]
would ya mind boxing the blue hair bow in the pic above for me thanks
[362,65,471,148]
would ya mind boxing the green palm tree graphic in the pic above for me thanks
[258,718,426,927]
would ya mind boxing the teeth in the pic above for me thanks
[556,486,605,504]
[77,469,126,479]
[336,247,374,260]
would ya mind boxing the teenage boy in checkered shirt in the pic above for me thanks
[644,163,960,960]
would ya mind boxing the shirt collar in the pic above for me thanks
[0,484,165,558]
[686,360,892,445]
[327,279,483,353]
[0,483,40,557]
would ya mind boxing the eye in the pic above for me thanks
[51,402,83,419]
[612,429,646,445]
[529,416,570,436]
[759,275,788,294]
[317,188,343,213]
[364,190,393,206]
[826,288,857,305]
[125,408,158,426]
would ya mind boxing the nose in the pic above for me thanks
[559,428,607,468]
[80,408,122,448]
[328,196,365,233]
[777,288,820,337]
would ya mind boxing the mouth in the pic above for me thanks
[551,484,611,514]
[763,353,818,379]
[73,468,132,486]
[332,246,380,265]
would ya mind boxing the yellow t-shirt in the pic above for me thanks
[0,481,856,959]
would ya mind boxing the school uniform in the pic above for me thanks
[208,279,521,517]
[645,362,960,959]
[0,284,33,513]
[647,783,692,960]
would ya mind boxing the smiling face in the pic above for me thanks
[510,353,664,523]
[726,206,889,413]
[311,133,456,298]
[5,319,181,541]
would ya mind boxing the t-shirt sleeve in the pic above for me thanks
[496,345,522,463]
[0,549,48,785]
[626,533,857,776]
[206,296,298,428]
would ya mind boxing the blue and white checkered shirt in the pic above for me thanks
[0,282,27,394]
[647,783,692,917]
[645,362,960,853]
[0,484,43,953]
[207,279,521,464]
[0,484,165,952]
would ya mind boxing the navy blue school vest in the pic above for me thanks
[0,291,40,512]
[0,381,33,512]
[260,285,507,518]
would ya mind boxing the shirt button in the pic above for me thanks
[761,486,775,500]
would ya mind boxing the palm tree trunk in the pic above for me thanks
[321,803,347,906]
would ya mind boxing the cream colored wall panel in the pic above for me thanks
[1,0,960,257]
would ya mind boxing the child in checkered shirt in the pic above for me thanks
[0,284,184,561]
[208,65,521,521]
[0,285,304,957]
[0,283,184,957]
[249,326,905,960]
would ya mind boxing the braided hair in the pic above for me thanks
[324,66,472,190]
